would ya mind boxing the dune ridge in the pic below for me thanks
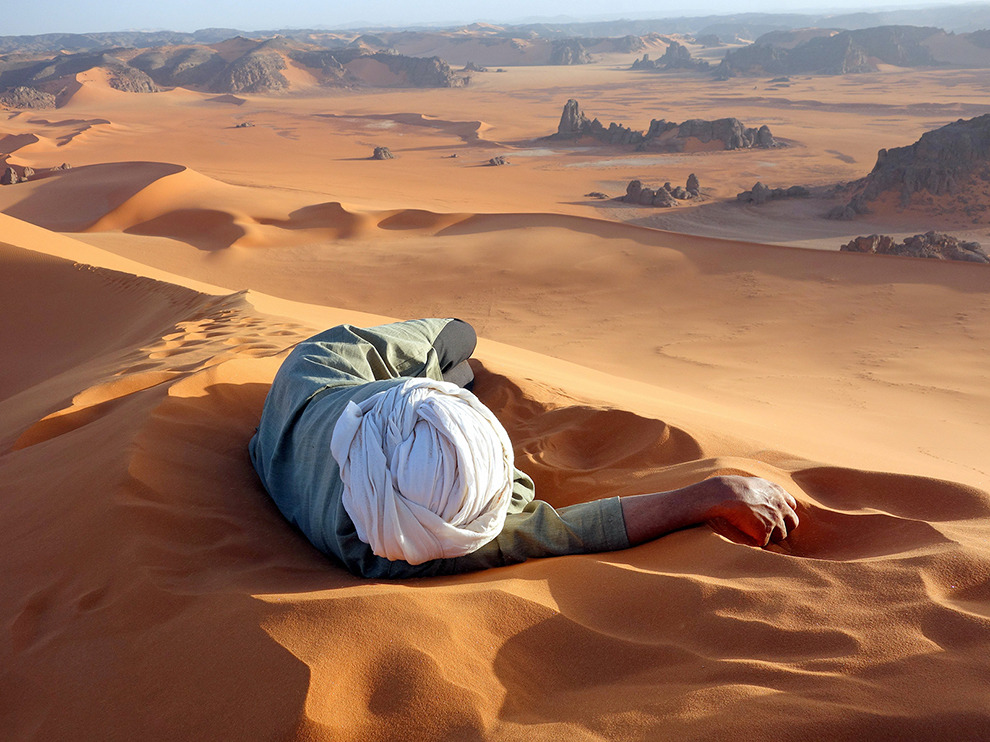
[3,229,989,738]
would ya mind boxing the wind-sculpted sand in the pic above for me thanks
[2,55,990,739]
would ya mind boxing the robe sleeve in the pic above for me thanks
[336,472,631,579]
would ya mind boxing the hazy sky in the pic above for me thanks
[3,0,974,35]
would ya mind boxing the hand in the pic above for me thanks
[699,475,800,546]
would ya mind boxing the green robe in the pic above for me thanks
[248,318,630,578]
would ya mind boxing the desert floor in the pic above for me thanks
[2,57,990,739]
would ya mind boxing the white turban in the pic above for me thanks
[329,378,515,564]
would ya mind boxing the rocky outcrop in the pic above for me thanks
[488,156,509,166]
[621,175,702,206]
[372,146,394,160]
[555,98,590,138]
[630,42,710,71]
[213,48,289,94]
[131,46,228,88]
[686,173,700,196]
[840,232,989,262]
[549,100,777,151]
[105,66,158,93]
[829,114,990,218]
[0,85,56,109]
[718,25,940,77]
[550,40,591,65]
[373,53,467,87]
[0,51,159,93]
[1,166,19,185]
[737,182,810,204]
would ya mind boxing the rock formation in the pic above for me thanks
[131,46,227,88]
[840,232,989,263]
[488,156,509,166]
[828,114,990,219]
[630,41,710,71]
[718,25,940,77]
[0,51,160,94]
[686,173,700,196]
[372,147,394,160]
[0,85,56,109]
[736,182,810,204]
[621,175,702,206]
[1,166,19,185]
[549,100,777,152]
[550,40,592,65]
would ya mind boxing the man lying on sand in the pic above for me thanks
[249,318,799,578]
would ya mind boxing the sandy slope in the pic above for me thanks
[2,58,990,740]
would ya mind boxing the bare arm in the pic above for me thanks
[620,475,800,547]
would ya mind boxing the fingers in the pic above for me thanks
[705,475,802,548]
[768,501,799,544]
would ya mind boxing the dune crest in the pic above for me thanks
[3,240,989,738]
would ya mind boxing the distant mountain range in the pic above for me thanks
[3,6,990,108]
[0,36,468,106]
[717,25,990,77]
[1,4,989,55]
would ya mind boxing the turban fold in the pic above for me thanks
[330,378,514,564]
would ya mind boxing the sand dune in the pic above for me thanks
[2,51,990,740]
[3,223,989,738]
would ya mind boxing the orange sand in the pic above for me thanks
[2,59,990,739]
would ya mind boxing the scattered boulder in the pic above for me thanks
[549,100,778,152]
[652,188,676,207]
[686,172,700,196]
[621,176,701,207]
[737,182,810,204]
[54,162,71,170]
[488,156,509,166]
[840,232,989,263]
[1,167,19,185]
[585,191,609,199]
[234,121,254,128]
[22,166,34,180]
[372,146,394,160]
[463,61,488,72]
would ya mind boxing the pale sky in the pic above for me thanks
[2,0,977,36]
